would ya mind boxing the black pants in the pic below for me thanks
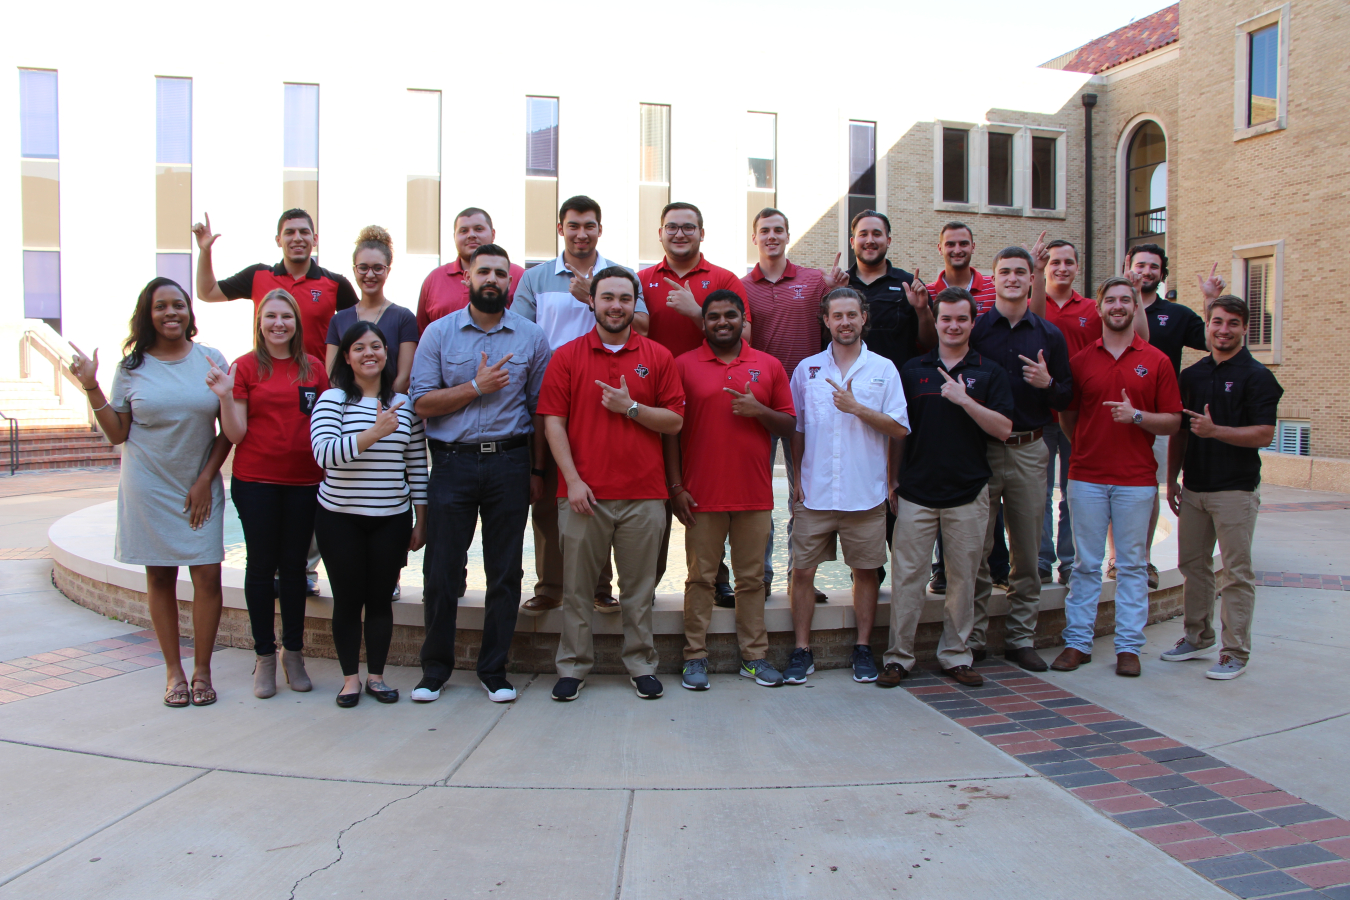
[314,506,411,677]
[230,478,318,655]
[421,444,530,682]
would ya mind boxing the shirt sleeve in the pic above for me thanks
[536,348,572,418]
[333,273,359,312]
[398,306,421,344]
[768,358,795,415]
[790,366,807,432]
[880,362,909,432]
[217,264,266,301]
[654,351,686,417]
[983,365,1016,420]
[109,361,132,414]
[525,328,552,416]
[326,313,341,347]
[511,270,539,322]
[1246,368,1284,426]
[408,322,444,405]
[404,414,429,505]
[1044,326,1075,411]
[1184,306,1208,352]
[231,354,254,401]
[310,391,358,469]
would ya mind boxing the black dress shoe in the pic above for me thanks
[365,681,399,703]
[929,573,947,594]
[970,648,987,663]
[713,583,736,608]
[814,588,829,603]
[336,686,361,708]
[1005,647,1049,672]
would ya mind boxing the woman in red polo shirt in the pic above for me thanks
[208,289,329,699]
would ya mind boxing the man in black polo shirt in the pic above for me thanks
[967,247,1073,672]
[879,288,1014,689]
[1164,295,1282,681]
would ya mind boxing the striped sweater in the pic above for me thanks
[310,390,429,515]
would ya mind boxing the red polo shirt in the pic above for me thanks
[676,342,794,511]
[1043,291,1103,357]
[416,257,525,332]
[537,330,685,500]
[927,269,997,317]
[637,255,748,358]
[742,260,827,378]
[218,259,357,363]
[230,352,330,486]
[1067,336,1182,487]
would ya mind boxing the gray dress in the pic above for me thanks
[110,343,228,566]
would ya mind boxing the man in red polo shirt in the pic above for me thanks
[638,202,750,359]
[539,267,685,702]
[665,289,796,690]
[1055,276,1181,678]
[926,222,997,316]
[193,209,356,363]
[416,207,525,331]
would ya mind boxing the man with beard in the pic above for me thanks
[407,244,551,703]
[1164,296,1282,681]
[513,195,650,616]
[666,290,796,691]
[1054,277,1181,678]
[538,268,685,702]
[966,248,1073,673]
[416,207,525,331]
[786,288,909,685]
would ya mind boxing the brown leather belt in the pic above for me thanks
[991,428,1044,446]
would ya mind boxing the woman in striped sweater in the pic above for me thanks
[311,321,428,707]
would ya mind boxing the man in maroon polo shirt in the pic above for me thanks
[925,222,997,316]
[416,207,525,331]
[538,267,685,702]
[665,289,796,691]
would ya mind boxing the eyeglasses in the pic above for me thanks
[356,264,389,275]
[662,223,700,236]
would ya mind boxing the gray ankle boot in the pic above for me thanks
[253,653,277,699]
[281,648,312,692]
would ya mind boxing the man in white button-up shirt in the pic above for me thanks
[786,287,909,686]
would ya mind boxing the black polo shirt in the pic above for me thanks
[898,348,1015,508]
[849,261,921,370]
[969,304,1073,432]
[1179,347,1283,492]
[1145,296,1207,375]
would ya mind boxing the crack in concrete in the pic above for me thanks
[438,673,536,785]
[1203,709,1350,750]
[612,790,635,900]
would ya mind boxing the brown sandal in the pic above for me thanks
[164,682,190,708]
[190,680,217,707]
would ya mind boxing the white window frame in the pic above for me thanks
[932,120,978,214]
[1024,127,1067,220]
[1114,114,1170,274]
[1233,4,1290,141]
[980,123,1024,215]
[1231,239,1284,365]
[1269,419,1310,456]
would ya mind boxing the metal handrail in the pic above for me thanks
[19,328,96,428]
[0,411,17,476]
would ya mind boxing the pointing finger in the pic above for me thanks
[938,367,956,382]
[492,353,514,368]
[390,400,405,412]
[1017,355,1035,366]
[825,378,842,392]
[663,277,683,291]
[1183,409,1202,418]
[832,251,841,270]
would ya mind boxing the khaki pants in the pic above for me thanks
[886,488,989,670]
[971,439,1048,650]
[532,463,613,600]
[683,510,772,661]
[1177,488,1260,662]
[555,498,664,679]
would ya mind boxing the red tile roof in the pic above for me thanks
[1043,4,1179,74]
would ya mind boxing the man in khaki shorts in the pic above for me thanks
[786,288,909,685]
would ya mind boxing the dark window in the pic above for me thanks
[987,132,1014,207]
[942,128,968,203]
[1031,136,1056,210]
[1248,24,1279,126]
[1126,122,1167,251]
[525,96,558,177]
[847,122,877,267]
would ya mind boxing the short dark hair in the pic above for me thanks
[934,286,979,320]
[277,208,314,234]
[661,201,703,228]
[590,265,640,300]
[820,287,869,335]
[1208,293,1250,326]
[331,321,395,408]
[752,207,789,233]
[1045,238,1079,262]
[454,207,493,229]
[1126,242,1170,280]
[468,243,510,266]
[559,195,602,225]
[702,289,745,316]
[993,246,1034,269]
[1095,275,1139,306]
[939,221,972,240]
[850,209,890,236]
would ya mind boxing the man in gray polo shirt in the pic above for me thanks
[513,195,649,616]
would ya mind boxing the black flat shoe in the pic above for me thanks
[336,684,361,708]
[365,681,399,704]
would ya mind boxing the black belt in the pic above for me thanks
[990,428,1044,446]
[430,435,529,454]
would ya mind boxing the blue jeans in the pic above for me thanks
[1064,480,1155,655]
[1039,424,1074,573]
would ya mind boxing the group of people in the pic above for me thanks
[66,193,1281,710]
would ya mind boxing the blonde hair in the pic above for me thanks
[252,289,314,383]
[353,225,394,265]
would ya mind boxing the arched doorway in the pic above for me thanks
[1126,121,1167,251]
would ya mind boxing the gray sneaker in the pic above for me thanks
[1206,655,1247,680]
[681,658,710,691]
[1160,637,1216,661]
[740,659,784,687]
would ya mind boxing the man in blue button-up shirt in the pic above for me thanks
[408,244,551,704]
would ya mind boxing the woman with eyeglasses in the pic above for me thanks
[325,226,420,393]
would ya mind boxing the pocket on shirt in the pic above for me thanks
[298,386,319,416]
[445,353,479,386]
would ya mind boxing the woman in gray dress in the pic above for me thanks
[68,277,232,708]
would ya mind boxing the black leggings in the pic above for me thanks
[231,478,318,656]
[314,505,411,677]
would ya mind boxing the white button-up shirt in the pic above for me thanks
[790,344,909,512]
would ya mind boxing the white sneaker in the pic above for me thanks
[481,678,517,702]
[1205,655,1247,680]
[411,677,443,702]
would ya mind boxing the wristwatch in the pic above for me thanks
[626,401,640,419]
[1131,410,1144,426]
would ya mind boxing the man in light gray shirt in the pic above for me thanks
[408,244,551,704]
[512,195,649,616]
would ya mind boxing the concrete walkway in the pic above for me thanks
[0,469,1347,899]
